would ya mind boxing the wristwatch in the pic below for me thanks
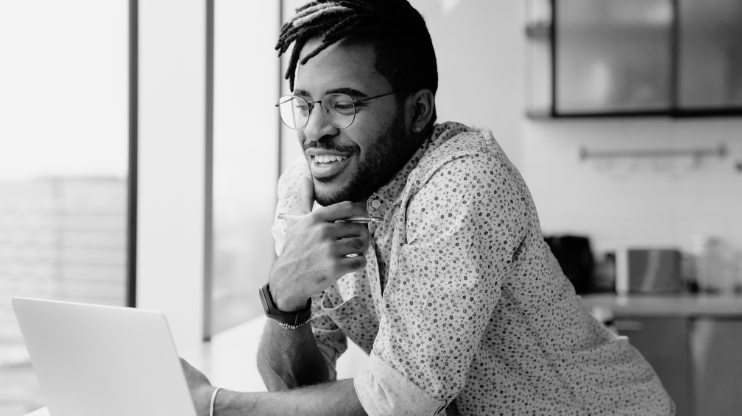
[258,283,312,329]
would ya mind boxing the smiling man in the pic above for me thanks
[180,1,674,415]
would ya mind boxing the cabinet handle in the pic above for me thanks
[615,320,644,332]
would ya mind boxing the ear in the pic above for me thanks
[405,89,435,134]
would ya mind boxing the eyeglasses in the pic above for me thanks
[275,90,405,130]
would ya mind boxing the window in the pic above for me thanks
[0,1,129,413]
[209,0,280,335]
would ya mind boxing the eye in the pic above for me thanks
[333,101,355,115]
[294,101,310,115]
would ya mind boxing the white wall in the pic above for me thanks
[522,118,742,254]
[410,0,525,168]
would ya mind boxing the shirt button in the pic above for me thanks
[371,199,381,209]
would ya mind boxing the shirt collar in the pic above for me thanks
[371,123,450,205]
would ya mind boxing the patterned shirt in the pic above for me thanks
[272,122,674,416]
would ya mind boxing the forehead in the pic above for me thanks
[294,37,391,95]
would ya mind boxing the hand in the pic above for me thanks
[180,358,214,416]
[270,175,371,312]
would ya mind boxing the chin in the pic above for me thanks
[314,186,356,206]
[314,177,370,206]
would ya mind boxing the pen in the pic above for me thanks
[278,213,383,224]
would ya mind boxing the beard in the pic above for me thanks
[311,111,410,206]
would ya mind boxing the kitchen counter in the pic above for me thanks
[582,293,742,416]
[580,293,742,318]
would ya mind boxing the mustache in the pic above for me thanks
[304,141,359,153]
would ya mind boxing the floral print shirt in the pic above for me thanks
[272,122,674,416]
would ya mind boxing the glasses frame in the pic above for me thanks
[275,88,412,130]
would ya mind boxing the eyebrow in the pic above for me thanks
[326,87,368,98]
[293,87,368,99]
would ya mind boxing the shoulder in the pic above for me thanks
[277,156,310,199]
[408,122,522,196]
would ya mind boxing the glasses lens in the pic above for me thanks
[323,94,355,129]
[278,96,309,130]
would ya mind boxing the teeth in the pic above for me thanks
[315,154,348,164]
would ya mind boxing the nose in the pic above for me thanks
[302,101,338,143]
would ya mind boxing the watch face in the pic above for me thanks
[259,286,271,315]
[259,283,311,326]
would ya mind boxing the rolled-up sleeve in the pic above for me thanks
[354,351,446,416]
[354,150,530,415]
[310,310,347,381]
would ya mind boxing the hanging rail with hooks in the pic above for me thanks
[579,144,728,164]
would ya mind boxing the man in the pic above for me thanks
[181,1,674,415]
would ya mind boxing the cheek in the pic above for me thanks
[347,117,392,155]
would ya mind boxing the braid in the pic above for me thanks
[298,15,362,64]
[275,0,436,93]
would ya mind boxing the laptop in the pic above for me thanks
[12,297,197,416]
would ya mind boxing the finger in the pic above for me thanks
[335,254,368,275]
[315,200,369,222]
[295,173,315,215]
[324,222,368,239]
[333,236,371,257]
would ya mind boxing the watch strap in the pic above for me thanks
[259,283,312,327]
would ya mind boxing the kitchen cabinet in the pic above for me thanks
[583,295,742,416]
[678,0,742,110]
[614,317,692,416]
[688,319,742,416]
[526,0,742,117]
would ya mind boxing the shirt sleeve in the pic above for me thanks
[354,149,531,415]
[309,309,347,381]
[271,158,310,256]
[354,351,446,416]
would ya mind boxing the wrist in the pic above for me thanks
[275,293,309,313]
[259,283,312,329]
[269,283,308,313]
[212,390,258,416]
[268,259,310,312]
[196,385,215,416]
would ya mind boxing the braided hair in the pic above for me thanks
[276,0,438,119]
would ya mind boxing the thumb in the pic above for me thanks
[295,173,315,214]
